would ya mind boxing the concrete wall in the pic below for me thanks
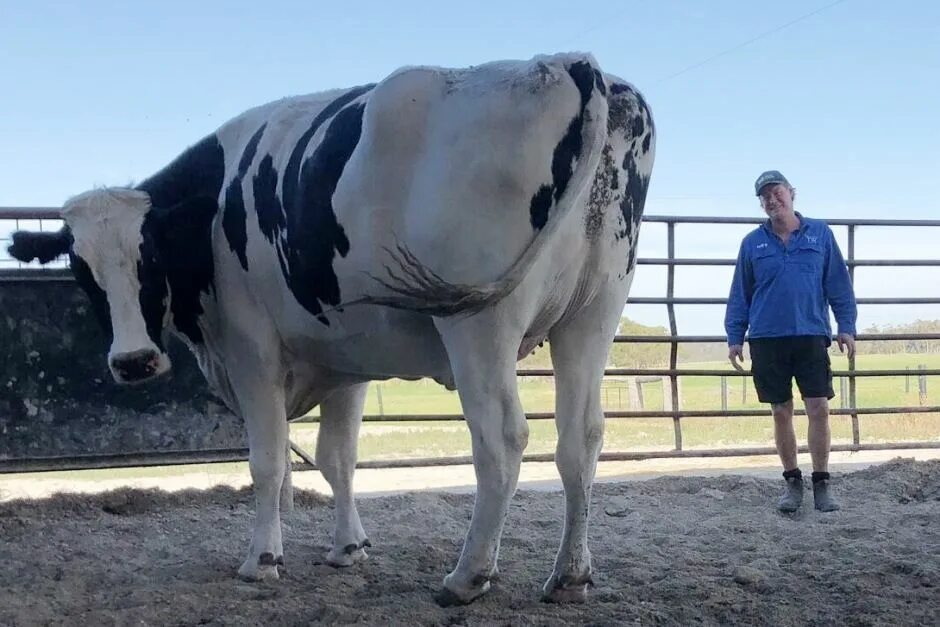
[0,278,246,463]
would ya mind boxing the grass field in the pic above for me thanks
[289,353,940,462]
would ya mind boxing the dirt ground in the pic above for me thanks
[0,458,937,626]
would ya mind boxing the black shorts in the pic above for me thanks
[748,336,834,404]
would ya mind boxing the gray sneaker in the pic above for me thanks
[813,479,841,512]
[778,476,804,512]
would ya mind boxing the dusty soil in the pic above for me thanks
[0,458,937,626]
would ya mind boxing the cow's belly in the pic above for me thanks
[278,307,452,382]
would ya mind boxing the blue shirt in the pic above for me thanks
[724,213,857,346]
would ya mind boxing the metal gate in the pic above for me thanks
[2,208,938,473]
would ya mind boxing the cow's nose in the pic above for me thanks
[110,349,160,382]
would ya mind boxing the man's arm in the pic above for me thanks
[724,240,753,348]
[823,226,857,337]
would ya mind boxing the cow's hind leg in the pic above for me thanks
[433,312,527,606]
[542,286,628,603]
[281,439,294,516]
[317,383,371,566]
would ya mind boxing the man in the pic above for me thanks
[725,170,857,513]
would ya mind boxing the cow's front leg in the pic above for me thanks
[232,375,289,582]
[434,314,527,605]
[317,383,370,566]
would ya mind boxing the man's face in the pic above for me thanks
[759,183,794,218]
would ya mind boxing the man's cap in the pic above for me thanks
[754,170,791,196]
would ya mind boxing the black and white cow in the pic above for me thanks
[9,52,654,604]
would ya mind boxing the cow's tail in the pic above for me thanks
[340,54,610,318]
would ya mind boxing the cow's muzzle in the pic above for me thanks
[109,348,168,384]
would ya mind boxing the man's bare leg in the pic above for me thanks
[804,397,839,512]
[772,400,804,512]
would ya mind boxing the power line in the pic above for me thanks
[653,0,851,86]
[555,7,640,50]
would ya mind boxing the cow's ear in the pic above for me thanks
[7,227,72,264]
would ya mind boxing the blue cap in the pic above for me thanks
[754,170,790,196]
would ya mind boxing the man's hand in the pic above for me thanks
[728,344,745,371]
[837,333,856,359]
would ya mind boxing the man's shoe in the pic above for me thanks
[812,473,840,512]
[778,475,804,513]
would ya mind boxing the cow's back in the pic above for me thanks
[335,58,595,288]
[190,54,651,386]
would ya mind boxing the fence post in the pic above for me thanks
[839,377,848,409]
[742,378,747,404]
[919,364,928,406]
[720,376,728,411]
[905,366,910,394]
[846,224,860,448]
[665,222,683,450]
[376,384,385,415]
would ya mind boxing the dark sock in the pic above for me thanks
[783,468,802,480]
[811,471,830,484]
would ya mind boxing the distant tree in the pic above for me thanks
[856,319,940,355]
[608,318,670,368]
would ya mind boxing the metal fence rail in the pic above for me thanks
[2,209,939,473]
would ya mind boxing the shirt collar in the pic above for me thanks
[761,211,806,235]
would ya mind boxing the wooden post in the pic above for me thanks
[919,365,928,406]
[720,376,728,411]
[662,376,672,412]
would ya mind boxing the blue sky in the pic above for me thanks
[1,0,938,333]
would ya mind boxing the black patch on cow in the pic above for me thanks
[529,61,595,230]
[69,252,114,342]
[135,133,225,345]
[618,150,643,241]
[281,84,376,231]
[223,124,267,272]
[140,196,219,345]
[610,83,630,95]
[254,154,285,244]
[137,135,226,209]
[593,69,607,96]
[631,114,645,141]
[528,185,554,230]
[617,148,651,277]
[284,102,367,324]
[634,89,654,146]
[252,84,374,323]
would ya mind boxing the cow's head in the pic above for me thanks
[8,188,175,384]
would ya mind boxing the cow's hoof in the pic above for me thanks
[541,574,592,604]
[326,540,370,567]
[238,553,282,582]
[436,573,490,607]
